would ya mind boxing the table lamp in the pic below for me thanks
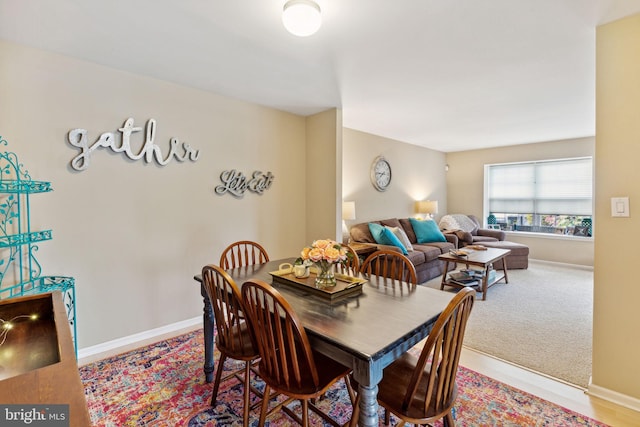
[342,201,356,244]
[416,200,438,220]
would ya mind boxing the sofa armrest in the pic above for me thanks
[443,232,459,248]
[477,228,506,241]
[450,230,473,245]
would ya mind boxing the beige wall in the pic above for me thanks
[0,40,313,348]
[592,13,640,403]
[445,137,595,266]
[306,109,342,242]
[342,128,447,225]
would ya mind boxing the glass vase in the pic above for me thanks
[314,261,336,288]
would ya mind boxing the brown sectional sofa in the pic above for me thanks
[349,218,457,284]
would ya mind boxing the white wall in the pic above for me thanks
[0,40,311,348]
[342,128,447,225]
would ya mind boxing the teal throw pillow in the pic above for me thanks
[368,223,408,254]
[380,227,408,254]
[368,222,386,243]
[410,218,446,243]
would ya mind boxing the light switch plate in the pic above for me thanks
[611,197,629,217]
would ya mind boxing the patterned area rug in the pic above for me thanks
[80,329,608,426]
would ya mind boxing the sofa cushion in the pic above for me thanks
[379,218,403,229]
[404,248,426,266]
[409,218,446,243]
[411,244,444,262]
[398,218,418,243]
[368,223,408,254]
[387,226,414,251]
[350,222,377,243]
[472,235,499,244]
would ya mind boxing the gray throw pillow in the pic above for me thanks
[386,226,414,251]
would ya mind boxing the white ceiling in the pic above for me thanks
[1,0,639,152]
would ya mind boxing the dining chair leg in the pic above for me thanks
[444,411,456,427]
[348,392,360,427]
[210,354,228,406]
[345,377,356,405]
[258,385,271,427]
[242,361,251,427]
[301,399,309,427]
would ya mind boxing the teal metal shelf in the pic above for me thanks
[0,135,77,354]
[0,230,52,247]
[0,180,52,193]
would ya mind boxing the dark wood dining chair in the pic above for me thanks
[241,279,355,427]
[335,244,360,276]
[201,264,261,427]
[360,249,417,284]
[350,287,475,427]
[219,240,270,269]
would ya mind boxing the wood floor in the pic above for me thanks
[460,346,640,427]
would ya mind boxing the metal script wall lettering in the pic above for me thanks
[67,118,200,171]
[215,170,275,198]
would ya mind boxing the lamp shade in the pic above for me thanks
[416,200,438,215]
[282,0,322,37]
[342,201,356,221]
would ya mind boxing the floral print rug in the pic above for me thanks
[80,329,607,426]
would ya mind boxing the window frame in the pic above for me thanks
[483,156,594,239]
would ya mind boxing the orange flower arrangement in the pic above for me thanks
[300,239,350,286]
[300,239,348,265]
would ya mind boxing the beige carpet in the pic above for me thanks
[424,260,593,388]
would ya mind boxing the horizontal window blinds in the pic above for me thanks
[488,157,592,216]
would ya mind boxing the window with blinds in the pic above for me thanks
[485,157,593,237]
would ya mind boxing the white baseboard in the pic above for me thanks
[77,316,202,366]
[528,258,594,271]
[587,382,640,412]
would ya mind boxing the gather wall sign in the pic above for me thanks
[67,117,200,171]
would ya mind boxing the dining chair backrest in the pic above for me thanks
[360,249,417,284]
[241,279,320,392]
[335,244,360,276]
[201,264,254,357]
[201,264,260,427]
[401,286,475,417]
[220,240,270,270]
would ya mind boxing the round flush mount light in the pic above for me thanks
[282,0,322,37]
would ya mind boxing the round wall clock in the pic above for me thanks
[371,156,392,191]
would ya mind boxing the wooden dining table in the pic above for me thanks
[193,258,453,427]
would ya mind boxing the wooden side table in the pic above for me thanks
[438,247,511,300]
[0,292,91,426]
[348,242,378,256]
[347,242,378,265]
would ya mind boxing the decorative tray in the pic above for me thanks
[269,269,366,302]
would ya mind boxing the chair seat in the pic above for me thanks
[216,321,259,361]
[377,353,458,422]
[349,287,474,427]
[259,350,351,398]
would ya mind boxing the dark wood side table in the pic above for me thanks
[347,242,378,262]
[438,247,511,300]
[0,292,91,426]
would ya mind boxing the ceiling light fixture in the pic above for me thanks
[282,0,322,37]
